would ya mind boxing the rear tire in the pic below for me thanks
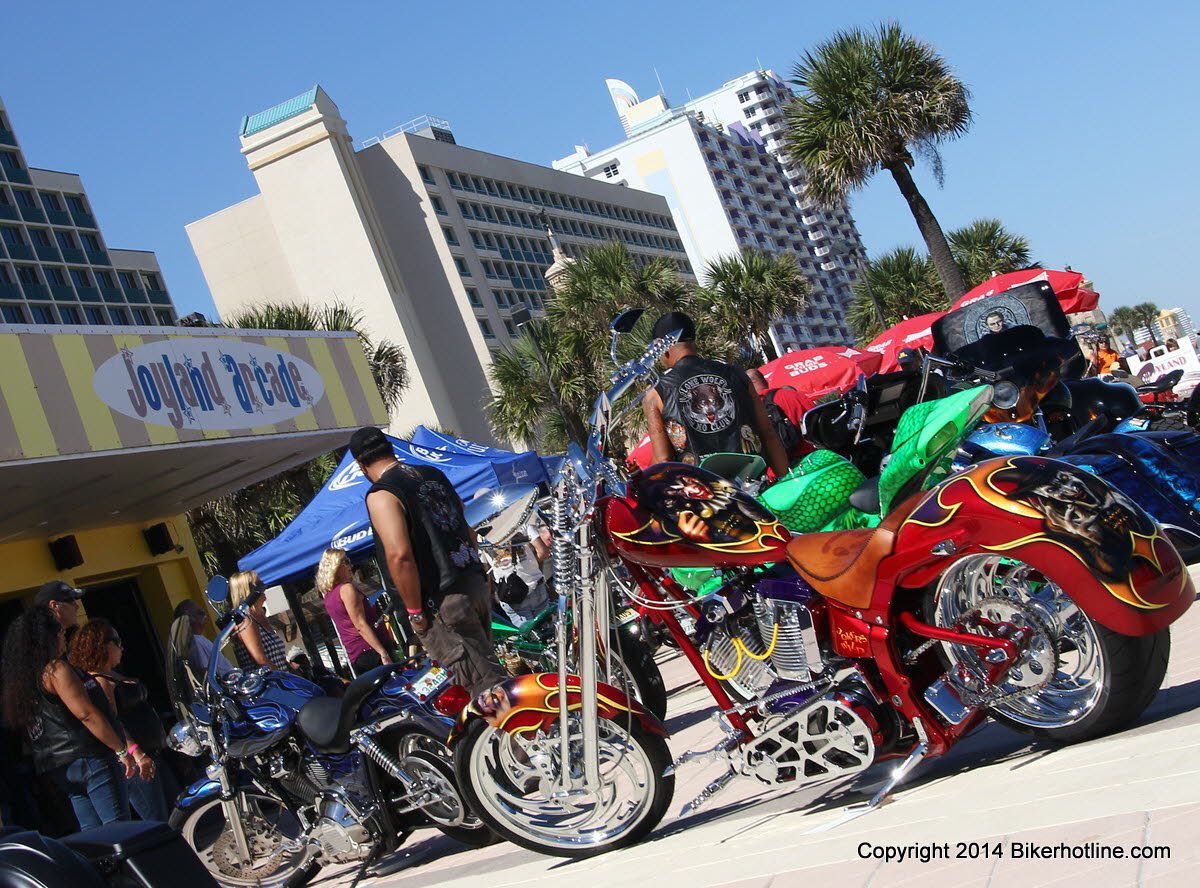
[925,554,1171,746]
[454,713,674,858]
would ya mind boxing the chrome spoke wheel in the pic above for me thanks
[178,793,313,888]
[934,554,1106,729]
[467,715,657,851]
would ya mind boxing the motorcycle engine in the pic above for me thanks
[312,796,373,863]
[700,588,825,700]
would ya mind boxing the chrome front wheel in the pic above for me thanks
[454,713,674,858]
[930,554,1170,742]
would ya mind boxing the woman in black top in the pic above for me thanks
[1,606,146,830]
[70,618,174,822]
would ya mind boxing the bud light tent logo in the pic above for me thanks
[329,460,366,491]
[410,445,452,462]
[332,521,372,549]
[93,340,325,431]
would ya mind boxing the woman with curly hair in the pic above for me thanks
[69,619,173,822]
[1,606,139,829]
[317,548,393,674]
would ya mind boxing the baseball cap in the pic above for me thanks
[36,580,83,607]
[651,311,696,343]
[348,426,390,461]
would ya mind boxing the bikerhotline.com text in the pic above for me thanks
[858,840,1171,865]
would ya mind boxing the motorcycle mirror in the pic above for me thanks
[609,308,645,335]
[465,484,539,544]
[205,575,230,606]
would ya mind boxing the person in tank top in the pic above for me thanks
[229,571,289,671]
[641,311,789,477]
[348,427,506,696]
[1,606,146,830]
[317,547,393,674]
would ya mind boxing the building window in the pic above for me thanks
[503,320,516,337]
[418,164,434,183]
[118,271,140,290]
[132,308,151,325]
[110,307,131,325]
[85,306,107,325]
[2,304,26,323]
[40,191,62,212]
[142,272,162,290]
[602,162,620,179]
[442,225,459,246]
[65,194,88,214]
[14,189,37,208]
[15,264,39,284]
[1,226,23,247]
[94,269,115,288]
[55,230,76,250]
[0,151,23,172]
[479,319,495,339]
[45,267,68,286]
[69,268,91,288]
[59,306,82,324]
[737,91,750,102]
[431,196,447,215]
[155,310,173,325]
[466,287,482,308]
[30,305,55,324]
[454,257,470,276]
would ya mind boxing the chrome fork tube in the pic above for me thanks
[216,765,252,864]
[551,480,575,790]
[576,521,601,787]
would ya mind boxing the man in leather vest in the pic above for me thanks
[349,428,505,695]
[642,312,789,477]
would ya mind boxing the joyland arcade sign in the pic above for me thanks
[93,340,326,430]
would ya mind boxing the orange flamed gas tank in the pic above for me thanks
[603,462,791,569]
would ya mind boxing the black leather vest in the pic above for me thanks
[369,463,482,601]
[654,355,759,463]
[30,668,112,773]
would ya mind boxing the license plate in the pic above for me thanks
[411,666,449,699]
[618,608,640,624]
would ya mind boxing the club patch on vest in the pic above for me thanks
[678,374,736,433]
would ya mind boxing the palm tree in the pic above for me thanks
[487,242,694,452]
[948,218,1034,289]
[1106,306,1141,347]
[1133,302,1162,346]
[785,23,972,300]
[846,247,941,342]
[188,300,408,574]
[693,250,810,362]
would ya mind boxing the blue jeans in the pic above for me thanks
[57,754,130,830]
[126,752,176,822]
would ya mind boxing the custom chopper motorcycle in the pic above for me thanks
[448,309,1194,859]
[166,577,494,888]
[466,483,668,720]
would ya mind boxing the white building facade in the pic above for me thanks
[554,70,866,350]
[0,96,178,327]
[187,88,690,444]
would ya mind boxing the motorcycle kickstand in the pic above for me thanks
[802,738,930,835]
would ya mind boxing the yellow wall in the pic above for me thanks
[0,514,208,633]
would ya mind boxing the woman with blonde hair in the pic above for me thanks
[229,570,288,670]
[317,549,393,674]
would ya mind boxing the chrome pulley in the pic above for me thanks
[933,555,1106,728]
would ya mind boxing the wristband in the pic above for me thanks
[406,607,424,616]
[126,743,142,757]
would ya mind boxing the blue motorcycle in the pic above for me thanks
[165,577,493,888]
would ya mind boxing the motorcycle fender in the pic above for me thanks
[892,456,1194,637]
[175,771,255,812]
[446,673,668,746]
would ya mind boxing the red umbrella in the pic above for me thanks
[758,346,883,398]
[865,311,945,373]
[952,269,1100,314]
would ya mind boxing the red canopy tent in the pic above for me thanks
[952,269,1100,315]
[865,312,945,373]
[758,346,883,396]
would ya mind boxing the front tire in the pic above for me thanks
[926,554,1171,745]
[453,713,674,858]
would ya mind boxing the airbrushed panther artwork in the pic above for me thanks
[908,456,1185,610]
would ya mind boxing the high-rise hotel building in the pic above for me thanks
[188,87,691,443]
[0,96,178,328]
[554,70,866,350]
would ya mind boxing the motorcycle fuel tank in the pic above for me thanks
[604,462,791,569]
[223,669,322,758]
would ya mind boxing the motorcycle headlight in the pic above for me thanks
[992,381,1021,411]
[168,721,205,758]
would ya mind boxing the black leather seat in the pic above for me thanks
[1137,369,1184,394]
[296,664,398,754]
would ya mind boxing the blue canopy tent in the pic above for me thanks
[239,432,549,585]
[410,425,564,485]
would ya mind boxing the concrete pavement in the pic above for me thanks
[323,573,1200,888]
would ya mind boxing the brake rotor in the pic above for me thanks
[211,821,289,879]
[963,595,1058,692]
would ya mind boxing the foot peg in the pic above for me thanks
[680,768,735,817]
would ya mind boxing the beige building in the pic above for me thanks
[187,87,691,444]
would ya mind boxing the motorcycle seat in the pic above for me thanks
[784,491,924,609]
[297,664,398,754]
[1137,370,1184,394]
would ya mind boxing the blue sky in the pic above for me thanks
[3,1,1198,323]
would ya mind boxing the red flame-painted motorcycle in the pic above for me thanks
[449,311,1194,858]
